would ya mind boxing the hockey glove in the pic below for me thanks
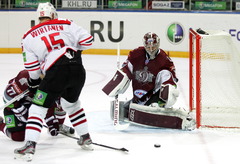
[28,78,41,94]
[46,118,59,136]
[48,124,59,136]
[11,105,28,122]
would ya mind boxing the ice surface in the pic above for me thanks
[0,54,240,164]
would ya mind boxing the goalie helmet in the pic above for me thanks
[143,32,160,59]
[37,2,58,20]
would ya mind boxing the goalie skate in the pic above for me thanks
[14,141,36,162]
[182,114,196,131]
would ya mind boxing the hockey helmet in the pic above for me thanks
[37,2,58,20]
[143,32,160,59]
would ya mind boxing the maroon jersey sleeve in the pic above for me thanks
[4,70,29,100]
[157,49,178,85]
[3,70,32,111]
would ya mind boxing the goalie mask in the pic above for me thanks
[143,32,160,59]
[37,2,58,20]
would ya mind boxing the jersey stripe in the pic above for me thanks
[24,60,39,65]
[79,36,93,46]
[72,119,87,127]
[24,62,40,72]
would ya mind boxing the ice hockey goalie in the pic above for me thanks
[102,32,195,131]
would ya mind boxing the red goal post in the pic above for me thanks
[189,28,240,129]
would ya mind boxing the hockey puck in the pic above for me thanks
[154,144,161,148]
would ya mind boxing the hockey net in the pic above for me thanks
[189,28,240,129]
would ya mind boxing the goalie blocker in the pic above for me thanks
[102,69,130,97]
[110,101,196,131]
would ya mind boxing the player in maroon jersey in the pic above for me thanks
[0,70,74,141]
[103,32,195,130]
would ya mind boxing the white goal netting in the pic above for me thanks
[189,29,240,128]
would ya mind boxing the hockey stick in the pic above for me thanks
[43,126,128,152]
[58,131,129,153]
[0,89,29,110]
[113,43,130,130]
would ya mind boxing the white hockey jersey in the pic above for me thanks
[21,18,93,79]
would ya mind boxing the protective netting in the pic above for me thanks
[190,30,240,128]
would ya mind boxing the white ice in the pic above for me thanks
[0,54,240,164]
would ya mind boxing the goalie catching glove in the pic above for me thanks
[159,84,179,108]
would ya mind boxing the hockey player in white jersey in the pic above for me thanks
[14,2,94,161]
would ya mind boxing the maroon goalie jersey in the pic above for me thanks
[121,46,178,102]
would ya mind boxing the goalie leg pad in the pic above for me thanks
[110,100,128,121]
[128,107,182,129]
[128,103,195,130]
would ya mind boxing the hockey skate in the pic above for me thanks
[77,133,93,151]
[59,124,75,135]
[182,115,196,131]
[14,141,36,162]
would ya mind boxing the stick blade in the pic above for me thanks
[119,147,129,153]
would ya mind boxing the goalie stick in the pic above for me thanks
[113,43,130,130]
[0,89,29,110]
[58,131,129,153]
